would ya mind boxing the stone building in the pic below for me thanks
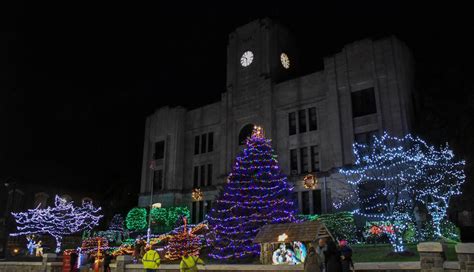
[138,18,415,223]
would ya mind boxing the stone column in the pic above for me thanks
[115,255,132,272]
[42,253,57,272]
[417,242,446,272]
[456,243,474,271]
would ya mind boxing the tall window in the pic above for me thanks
[293,192,299,212]
[154,141,165,159]
[288,112,296,135]
[302,191,310,214]
[312,190,322,214]
[300,147,309,173]
[153,169,163,191]
[290,149,298,174]
[239,124,254,145]
[310,145,320,172]
[207,164,213,186]
[208,132,214,152]
[205,200,212,215]
[200,165,206,187]
[201,134,207,154]
[355,130,379,145]
[298,110,307,133]
[198,201,204,222]
[194,136,200,155]
[308,107,317,131]
[352,88,377,117]
[192,202,197,223]
[193,166,199,187]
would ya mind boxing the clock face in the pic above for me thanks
[280,53,290,69]
[240,51,254,67]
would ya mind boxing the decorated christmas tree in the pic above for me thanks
[165,217,201,260]
[207,126,297,261]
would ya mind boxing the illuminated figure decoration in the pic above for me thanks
[292,241,307,263]
[11,195,103,253]
[207,126,297,260]
[35,240,43,257]
[26,235,36,256]
[272,243,300,265]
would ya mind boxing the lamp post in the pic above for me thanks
[146,202,161,244]
[2,177,17,259]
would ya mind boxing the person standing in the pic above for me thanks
[142,245,161,272]
[179,252,204,272]
[304,247,321,272]
[325,240,342,272]
[316,238,327,272]
[339,240,354,272]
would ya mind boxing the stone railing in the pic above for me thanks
[0,253,62,272]
[1,243,473,272]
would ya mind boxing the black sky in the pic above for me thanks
[1,2,473,199]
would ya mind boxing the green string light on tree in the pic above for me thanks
[126,208,147,231]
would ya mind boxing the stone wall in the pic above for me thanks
[0,254,61,272]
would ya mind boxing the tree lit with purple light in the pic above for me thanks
[206,126,297,261]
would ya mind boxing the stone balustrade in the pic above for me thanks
[2,243,474,272]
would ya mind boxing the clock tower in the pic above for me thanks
[223,18,298,166]
[226,18,298,91]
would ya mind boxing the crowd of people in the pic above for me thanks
[305,238,353,272]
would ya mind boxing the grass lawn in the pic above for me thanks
[352,243,457,262]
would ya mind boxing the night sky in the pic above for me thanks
[1,2,473,205]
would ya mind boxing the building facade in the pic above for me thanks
[138,18,415,223]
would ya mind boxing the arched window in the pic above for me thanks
[238,124,255,145]
[34,192,49,209]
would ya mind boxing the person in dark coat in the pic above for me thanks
[69,251,78,272]
[304,247,321,272]
[316,238,327,272]
[325,240,342,272]
[339,240,354,272]
[103,252,112,272]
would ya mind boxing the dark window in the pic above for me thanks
[198,201,204,222]
[293,192,299,212]
[239,124,254,145]
[207,164,213,186]
[351,88,377,117]
[193,166,199,187]
[200,165,206,187]
[290,149,298,174]
[300,147,309,173]
[288,112,296,135]
[298,110,307,133]
[302,191,310,214]
[355,130,379,145]
[312,190,322,214]
[201,134,207,154]
[192,202,197,224]
[310,145,320,172]
[208,132,214,152]
[153,170,163,191]
[154,141,165,159]
[308,107,317,131]
[194,136,200,155]
[205,200,212,215]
